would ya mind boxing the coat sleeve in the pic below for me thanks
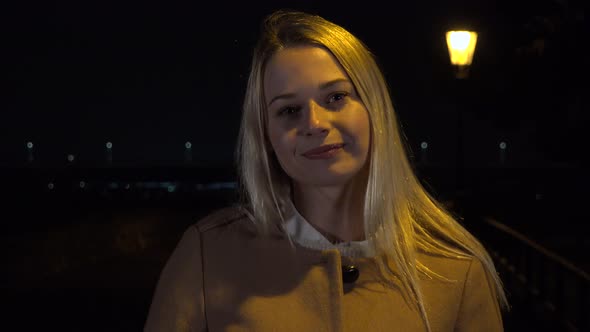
[144,226,206,332]
[454,258,504,332]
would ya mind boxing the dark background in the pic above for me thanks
[2,0,588,331]
[3,0,586,167]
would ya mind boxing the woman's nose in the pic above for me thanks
[300,101,330,137]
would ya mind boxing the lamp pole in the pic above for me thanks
[446,30,478,212]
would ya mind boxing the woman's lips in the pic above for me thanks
[301,143,345,159]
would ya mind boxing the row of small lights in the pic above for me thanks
[23,140,509,162]
[26,141,509,150]
[418,141,507,150]
[45,181,237,192]
[24,141,194,163]
[26,142,192,149]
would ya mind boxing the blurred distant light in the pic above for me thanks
[67,154,75,162]
[195,182,237,191]
[48,182,54,190]
[79,181,86,188]
[185,141,192,149]
[106,142,113,149]
[167,185,176,192]
[499,142,507,150]
[26,142,33,149]
[420,142,428,149]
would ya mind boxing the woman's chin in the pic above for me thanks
[294,168,363,187]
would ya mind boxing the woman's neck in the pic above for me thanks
[292,175,367,243]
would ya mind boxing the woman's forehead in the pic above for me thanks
[263,46,349,100]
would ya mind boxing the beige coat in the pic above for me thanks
[145,207,504,331]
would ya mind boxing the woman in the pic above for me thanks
[145,9,509,332]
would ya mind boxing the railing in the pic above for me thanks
[477,217,590,332]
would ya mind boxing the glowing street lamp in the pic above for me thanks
[446,31,478,79]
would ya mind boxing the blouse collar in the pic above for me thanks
[283,205,375,258]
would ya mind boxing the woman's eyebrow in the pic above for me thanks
[268,78,351,107]
[318,78,350,90]
[268,92,297,107]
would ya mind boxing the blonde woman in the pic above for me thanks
[145,9,509,332]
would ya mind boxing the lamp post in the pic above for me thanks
[446,30,478,210]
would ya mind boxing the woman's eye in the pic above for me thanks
[328,92,348,104]
[278,106,300,116]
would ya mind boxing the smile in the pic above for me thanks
[301,143,345,160]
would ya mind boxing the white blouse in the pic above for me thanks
[283,206,375,258]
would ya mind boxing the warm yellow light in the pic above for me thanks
[446,31,478,66]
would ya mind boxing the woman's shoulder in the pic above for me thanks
[193,205,250,232]
[417,252,482,282]
[190,204,266,239]
[416,254,504,329]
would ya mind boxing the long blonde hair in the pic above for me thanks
[235,9,509,330]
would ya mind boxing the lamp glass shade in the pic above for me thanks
[446,31,478,66]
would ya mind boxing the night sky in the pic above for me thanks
[2,0,586,167]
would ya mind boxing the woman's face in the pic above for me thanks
[264,46,371,187]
